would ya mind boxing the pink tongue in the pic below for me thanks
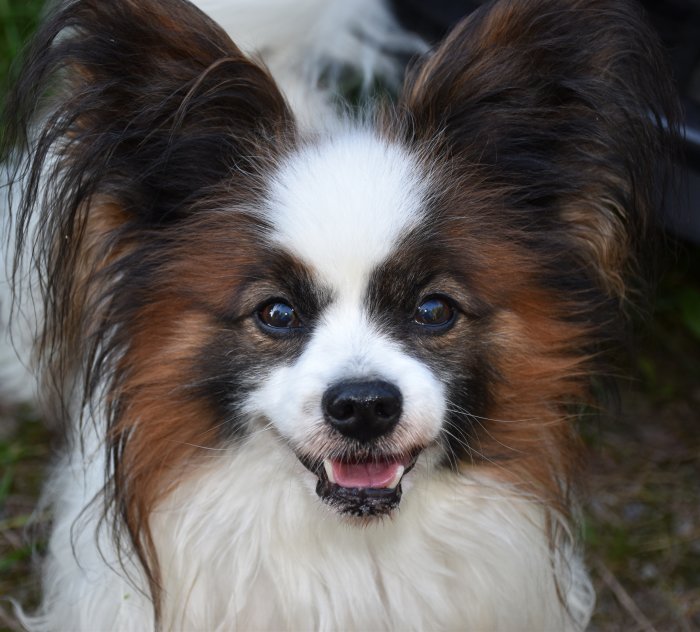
[332,460,401,489]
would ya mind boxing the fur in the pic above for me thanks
[0,0,678,629]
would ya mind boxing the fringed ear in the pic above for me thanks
[2,1,295,615]
[3,0,294,399]
[5,0,293,227]
[400,0,679,299]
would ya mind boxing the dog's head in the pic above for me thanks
[6,0,677,604]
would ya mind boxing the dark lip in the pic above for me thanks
[297,451,421,518]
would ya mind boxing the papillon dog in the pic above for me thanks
[0,0,678,629]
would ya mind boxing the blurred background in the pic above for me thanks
[1,1,698,629]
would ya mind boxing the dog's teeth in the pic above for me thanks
[387,465,405,489]
[323,459,336,484]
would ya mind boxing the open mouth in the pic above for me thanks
[299,453,419,517]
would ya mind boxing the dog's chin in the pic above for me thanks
[297,451,420,518]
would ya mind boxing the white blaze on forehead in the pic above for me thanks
[267,132,428,297]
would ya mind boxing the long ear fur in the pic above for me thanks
[400,0,679,300]
[2,0,294,616]
[2,0,293,382]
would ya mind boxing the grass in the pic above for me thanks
[0,0,44,85]
[1,2,699,630]
[0,408,48,629]
[582,241,700,630]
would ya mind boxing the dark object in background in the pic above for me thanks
[391,0,700,244]
[645,0,700,243]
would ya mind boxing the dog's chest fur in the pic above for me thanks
[40,432,592,631]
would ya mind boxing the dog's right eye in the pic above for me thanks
[414,295,455,330]
[256,300,302,330]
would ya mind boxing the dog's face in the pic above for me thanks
[135,120,604,521]
[162,134,497,518]
[240,136,449,516]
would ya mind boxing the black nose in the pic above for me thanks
[322,380,403,442]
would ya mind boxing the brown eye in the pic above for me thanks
[256,300,302,331]
[414,295,455,329]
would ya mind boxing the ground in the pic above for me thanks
[585,245,700,631]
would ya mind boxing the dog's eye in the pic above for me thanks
[256,300,302,330]
[414,295,455,329]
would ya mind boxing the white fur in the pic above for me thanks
[154,438,593,631]
[268,133,427,295]
[18,420,154,631]
[191,0,427,128]
[26,429,593,631]
[0,165,39,406]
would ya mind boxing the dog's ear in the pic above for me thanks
[400,0,679,298]
[2,0,295,426]
[5,0,293,227]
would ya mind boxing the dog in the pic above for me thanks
[0,0,678,629]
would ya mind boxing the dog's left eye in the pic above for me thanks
[256,300,302,330]
[414,295,455,329]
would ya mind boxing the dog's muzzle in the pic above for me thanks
[298,379,420,517]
